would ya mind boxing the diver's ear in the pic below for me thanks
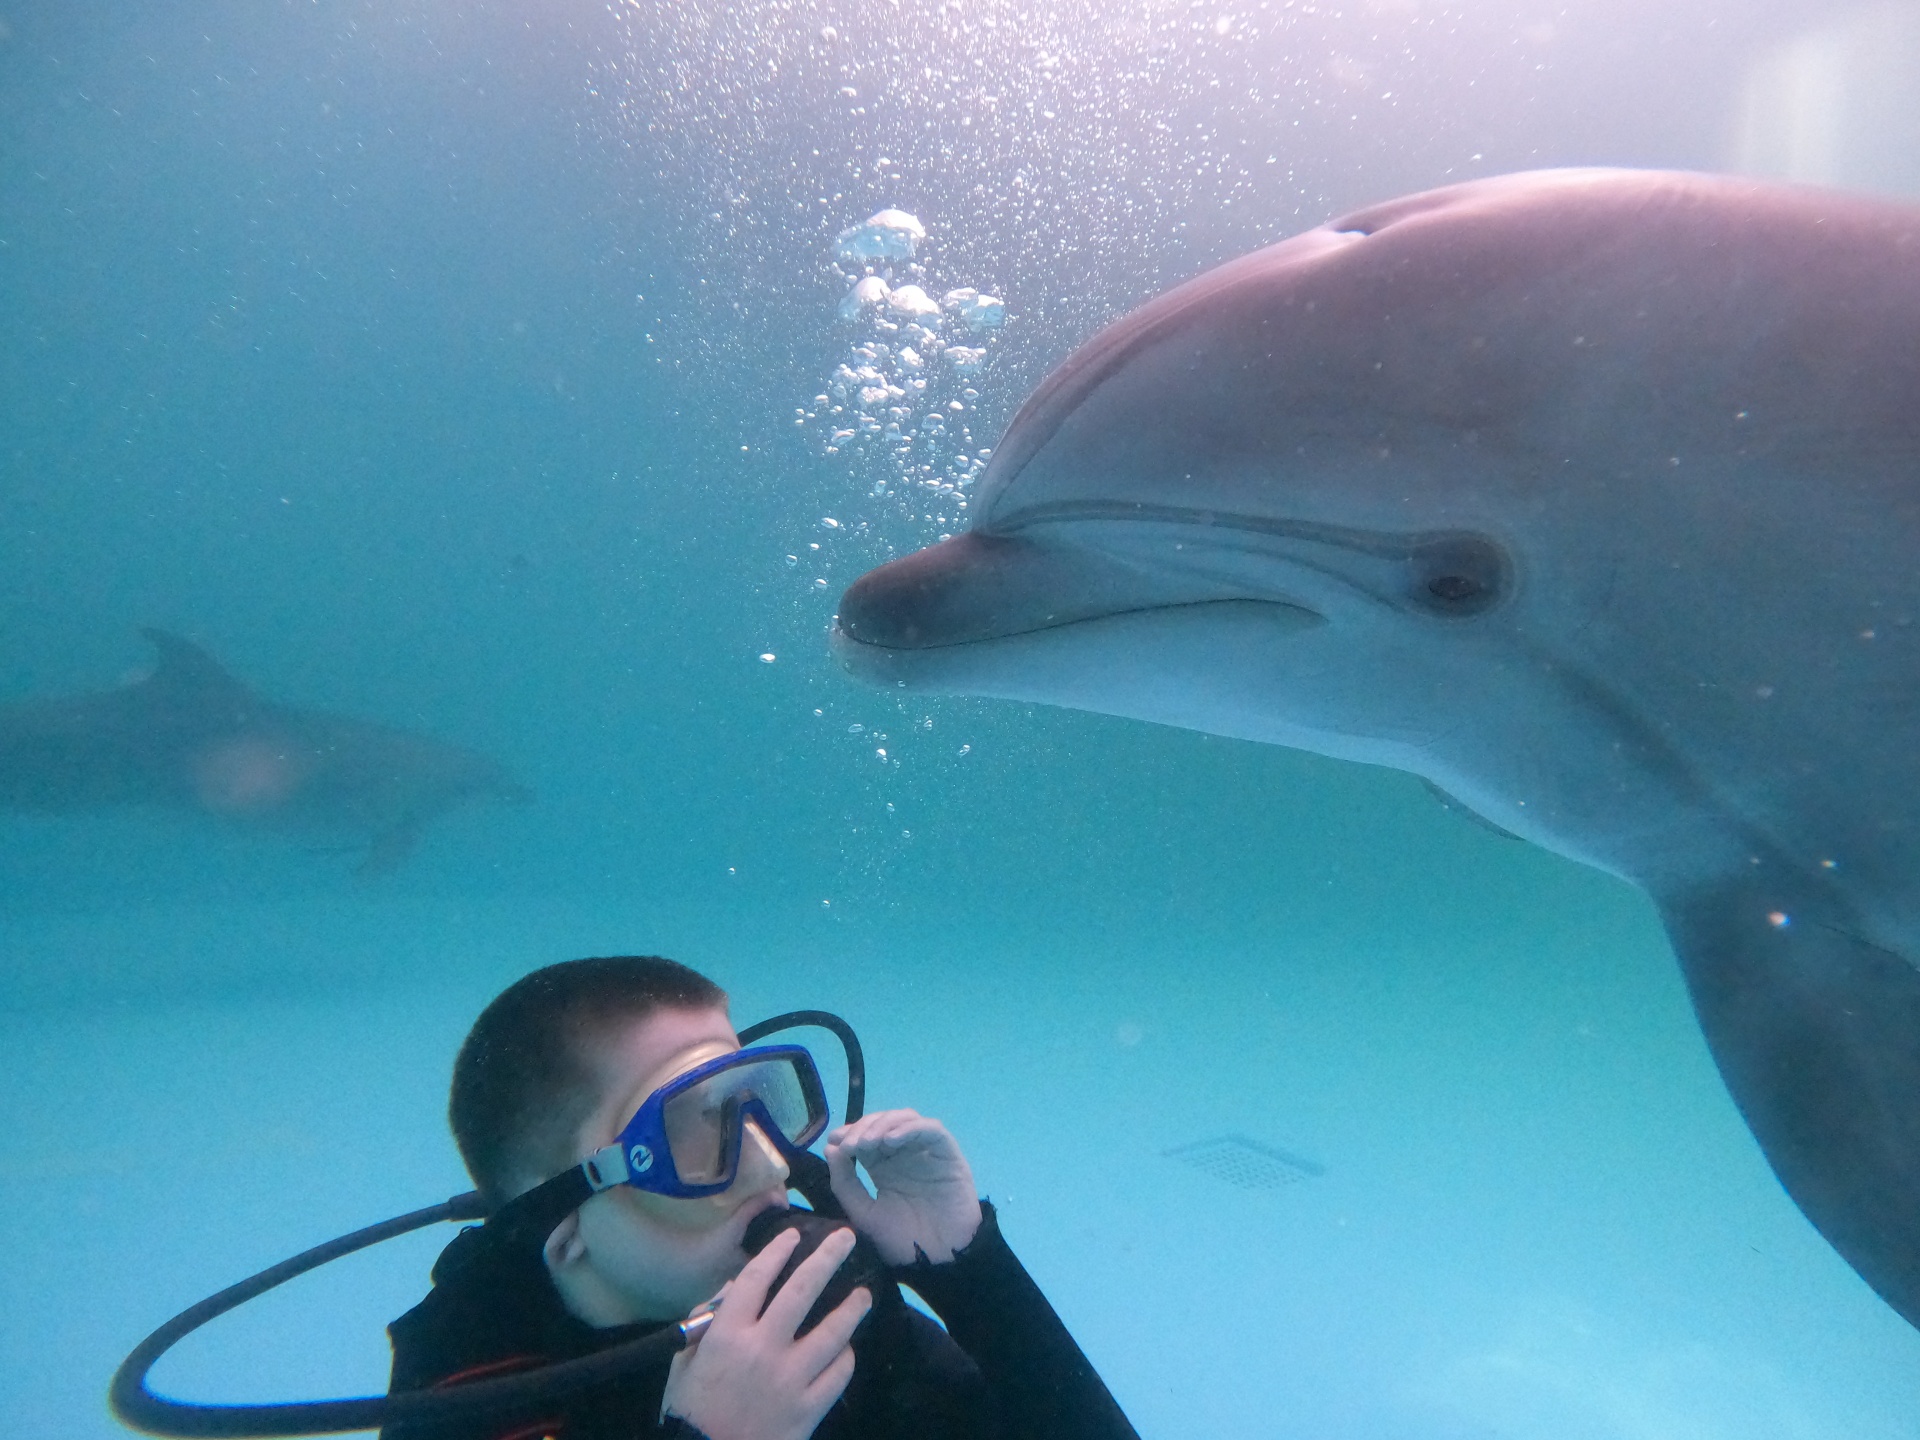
[542,1211,588,1274]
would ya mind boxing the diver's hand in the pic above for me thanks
[661,1226,869,1440]
[826,1109,982,1266]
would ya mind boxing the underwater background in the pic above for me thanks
[5,0,1920,1434]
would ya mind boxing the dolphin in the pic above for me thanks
[0,628,531,875]
[832,169,1920,1328]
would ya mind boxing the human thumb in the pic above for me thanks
[825,1140,878,1223]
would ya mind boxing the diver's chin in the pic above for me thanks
[727,1189,791,1245]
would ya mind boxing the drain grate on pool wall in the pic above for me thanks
[1163,1134,1325,1190]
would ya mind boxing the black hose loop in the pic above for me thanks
[108,1194,684,1437]
[738,1009,866,1122]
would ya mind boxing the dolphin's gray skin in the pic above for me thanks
[0,629,531,875]
[833,169,1920,1328]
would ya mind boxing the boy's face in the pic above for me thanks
[555,1004,792,1322]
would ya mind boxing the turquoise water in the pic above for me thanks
[5,2,1920,1435]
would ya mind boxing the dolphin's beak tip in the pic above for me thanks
[834,564,917,650]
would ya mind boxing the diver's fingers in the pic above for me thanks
[829,1115,899,1160]
[760,1226,856,1339]
[837,1110,951,1164]
[828,1108,923,1149]
[803,1336,859,1413]
[714,1226,800,1332]
[871,1112,944,1150]
[845,1118,910,1154]
[794,1286,870,1379]
[826,1134,881,1214]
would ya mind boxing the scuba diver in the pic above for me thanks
[381,955,1142,1440]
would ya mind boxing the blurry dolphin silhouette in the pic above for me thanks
[0,628,531,875]
[834,169,1920,1328]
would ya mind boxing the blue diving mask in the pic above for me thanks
[586,1043,832,1199]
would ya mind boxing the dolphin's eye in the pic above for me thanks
[1406,536,1508,617]
[1427,574,1482,602]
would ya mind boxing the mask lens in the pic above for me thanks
[660,1055,819,1185]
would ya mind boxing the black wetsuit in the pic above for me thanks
[383,1201,1140,1440]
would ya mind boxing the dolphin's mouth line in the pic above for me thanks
[836,508,1509,655]
[985,498,1457,562]
[983,500,1514,620]
[834,596,1323,653]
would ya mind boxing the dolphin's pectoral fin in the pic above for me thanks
[1417,778,1522,841]
[1660,880,1920,1327]
[356,815,425,879]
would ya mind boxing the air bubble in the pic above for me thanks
[834,209,926,263]
[810,206,1007,637]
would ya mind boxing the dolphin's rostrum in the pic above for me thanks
[0,628,531,875]
[833,169,1920,1329]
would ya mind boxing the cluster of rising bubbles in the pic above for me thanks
[780,208,1002,790]
[797,208,1005,536]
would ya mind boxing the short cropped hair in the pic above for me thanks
[450,956,728,1207]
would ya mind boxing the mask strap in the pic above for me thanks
[480,1143,626,1254]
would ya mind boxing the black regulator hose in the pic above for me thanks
[108,1190,694,1437]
